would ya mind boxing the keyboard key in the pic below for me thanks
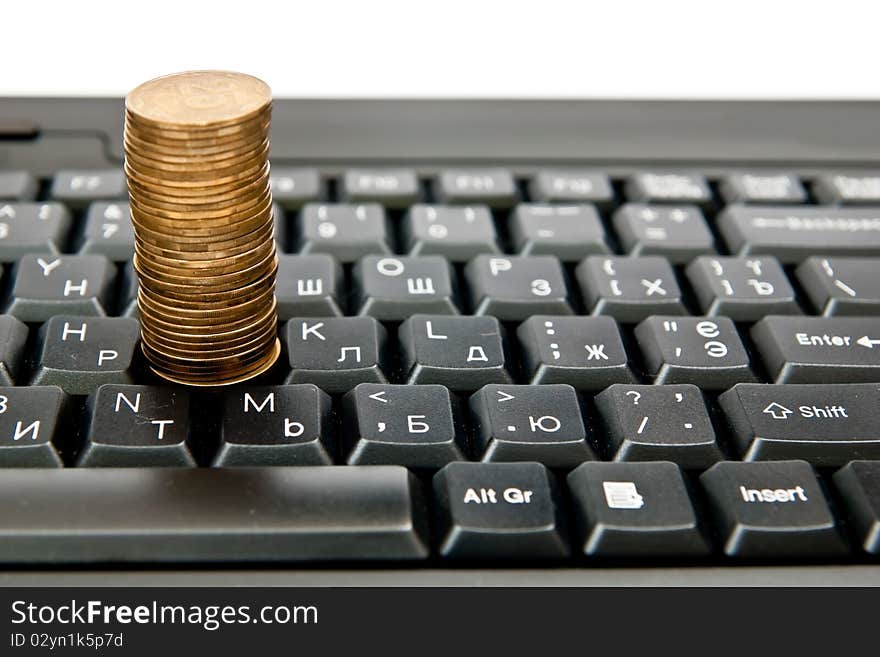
[719,383,880,466]
[0,386,68,467]
[119,262,139,318]
[297,203,390,263]
[215,385,334,466]
[575,255,686,322]
[625,172,712,206]
[0,171,38,201]
[284,317,387,393]
[612,204,714,263]
[717,206,880,263]
[719,172,807,205]
[813,173,880,205]
[686,256,800,321]
[342,383,462,467]
[528,170,614,206]
[399,314,511,391]
[833,461,880,554]
[470,384,594,467]
[567,461,708,557]
[79,385,194,467]
[517,315,635,390]
[751,315,880,383]
[50,169,126,208]
[795,256,880,316]
[76,201,134,261]
[509,204,609,260]
[32,316,140,394]
[353,255,458,320]
[276,254,343,319]
[635,316,757,390]
[341,169,420,208]
[0,315,28,385]
[6,254,115,321]
[700,460,845,558]
[465,255,571,320]
[403,204,499,261]
[0,202,71,262]
[433,461,569,559]
[269,168,323,209]
[0,466,428,562]
[594,384,722,468]
[435,169,518,208]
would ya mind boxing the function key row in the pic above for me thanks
[3,381,880,470]
[5,168,880,207]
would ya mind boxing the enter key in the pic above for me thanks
[751,316,880,383]
[719,383,880,465]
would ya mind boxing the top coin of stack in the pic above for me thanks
[124,71,280,386]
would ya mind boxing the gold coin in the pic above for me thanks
[125,70,279,386]
[130,208,273,245]
[126,170,269,204]
[147,340,280,387]
[126,71,271,129]
[125,159,267,190]
[124,138,270,170]
[138,319,277,354]
[129,191,271,222]
[125,110,270,141]
[125,144,269,178]
[133,253,277,294]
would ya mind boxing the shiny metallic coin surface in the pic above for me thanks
[125,70,278,386]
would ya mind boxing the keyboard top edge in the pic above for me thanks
[2,98,880,169]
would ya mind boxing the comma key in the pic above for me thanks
[342,383,462,468]
[718,383,880,466]
[751,315,880,383]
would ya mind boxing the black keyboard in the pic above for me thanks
[1,97,879,585]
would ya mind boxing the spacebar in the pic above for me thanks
[0,466,429,563]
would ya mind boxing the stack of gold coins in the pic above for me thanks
[124,71,280,386]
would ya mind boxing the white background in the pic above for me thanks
[2,0,880,98]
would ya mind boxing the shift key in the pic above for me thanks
[751,316,880,383]
[718,206,880,263]
[719,383,880,465]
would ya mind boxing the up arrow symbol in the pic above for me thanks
[762,402,794,420]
